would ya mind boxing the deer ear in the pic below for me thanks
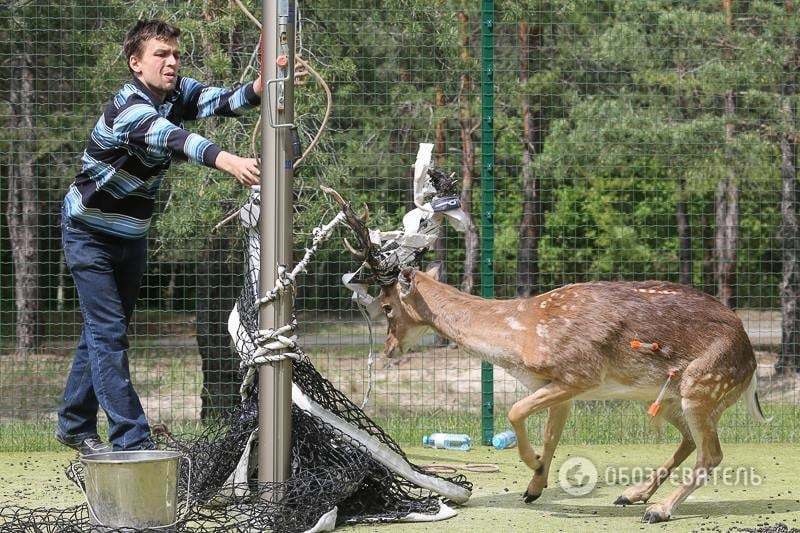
[400,267,414,282]
[425,261,443,281]
[398,267,415,297]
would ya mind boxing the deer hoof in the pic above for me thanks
[613,496,632,506]
[641,507,670,524]
[523,491,541,503]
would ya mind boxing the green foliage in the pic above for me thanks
[1,0,796,311]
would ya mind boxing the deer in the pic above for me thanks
[322,186,770,524]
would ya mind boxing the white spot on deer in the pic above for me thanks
[681,397,692,412]
[648,289,656,293]
[714,374,723,382]
[539,299,549,309]
[506,317,527,331]
[536,323,549,338]
[658,290,678,295]
[711,383,721,397]
[517,302,526,312]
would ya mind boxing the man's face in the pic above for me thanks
[129,37,180,101]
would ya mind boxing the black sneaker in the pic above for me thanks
[55,432,112,455]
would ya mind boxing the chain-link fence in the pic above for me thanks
[1,0,798,449]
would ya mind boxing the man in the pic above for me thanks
[57,19,262,453]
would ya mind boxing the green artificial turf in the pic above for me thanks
[2,444,798,532]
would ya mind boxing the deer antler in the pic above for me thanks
[321,186,384,279]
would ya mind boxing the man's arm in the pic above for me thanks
[180,77,262,121]
[114,100,259,185]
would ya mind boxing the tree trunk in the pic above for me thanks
[715,1,738,308]
[57,251,66,312]
[432,86,449,346]
[676,174,692,286]
[457,9,479,295]
[196,1,239,417]
[778,102,799,373]
[197,235,241,419]
[675,67,692,286]
[516,22,545,297]
[714,149,738,308]
[433,86,449,282]
[165,268,177,312]
[777,0,799,373]
[701,211,715,294]
[6,52,39,356]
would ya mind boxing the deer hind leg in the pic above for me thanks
[507,382,585,501]
[641,397,723,523]
[614,400,695,506]
[523,400,572,502]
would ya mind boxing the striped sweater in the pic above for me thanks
[64,76,260,238]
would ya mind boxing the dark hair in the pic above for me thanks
[123,20,181,72]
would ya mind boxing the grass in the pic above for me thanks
[2,444,799,532]
[2,312,798,457]
[4,401,798,453]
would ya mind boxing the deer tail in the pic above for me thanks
[745,372,771,423]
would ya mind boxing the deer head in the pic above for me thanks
[379,263,443,357]
[322,186,449,357]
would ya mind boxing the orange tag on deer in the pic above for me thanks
[647,402,662,417]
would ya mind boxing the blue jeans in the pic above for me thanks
[57,210,154,450]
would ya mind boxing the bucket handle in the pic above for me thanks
[69,461,103,526]
[70,454,193,529]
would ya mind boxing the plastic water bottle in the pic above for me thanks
[492,430,517,450]
[422,433,471,451]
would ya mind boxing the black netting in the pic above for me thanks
[0,198,471,533]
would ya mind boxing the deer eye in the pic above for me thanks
[382,304,394,318]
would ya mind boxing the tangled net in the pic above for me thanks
[0,194,471,532]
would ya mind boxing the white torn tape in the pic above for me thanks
[357,501,458,525]
[395,231,438,250]
[210,429,257,506]
[292,383,471,504]
[401,502,458,522]
[303,506,338,532]
[342,272,382,319]
[413,143,436,210]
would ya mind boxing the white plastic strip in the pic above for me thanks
[291,384,471,504]
[397,502,458,523]
[211,430,257,506]
[303,506,338,533]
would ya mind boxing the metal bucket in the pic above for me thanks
[74,450,191,530]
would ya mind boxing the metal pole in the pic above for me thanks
[479,0,495,447]
[259,0,293,492]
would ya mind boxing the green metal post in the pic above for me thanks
[480,0,495,446]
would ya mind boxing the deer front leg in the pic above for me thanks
[507,382,584,503]
[523,400,572,502]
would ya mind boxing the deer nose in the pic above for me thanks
[384,337,399,358]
